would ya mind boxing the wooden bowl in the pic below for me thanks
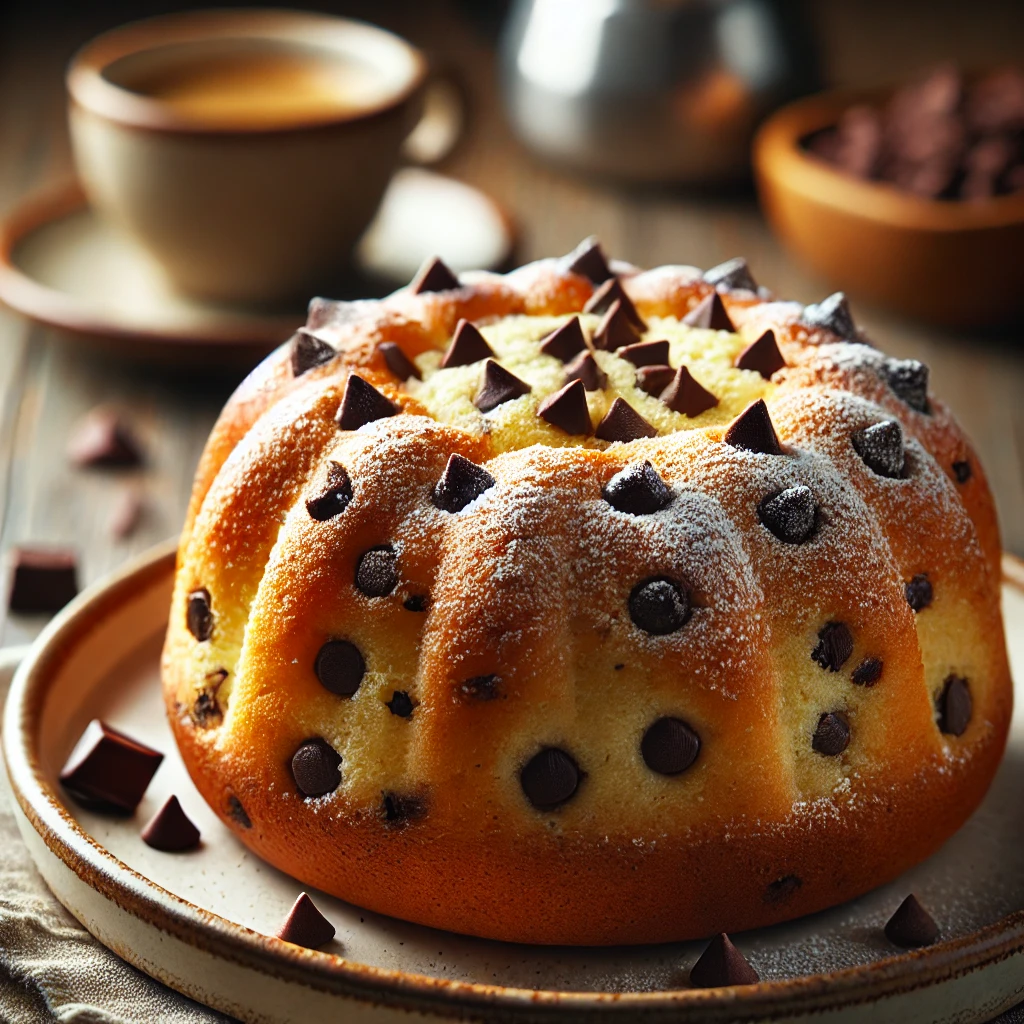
[753,87,1024,328]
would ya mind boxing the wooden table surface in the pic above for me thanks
[2,0,1023,649]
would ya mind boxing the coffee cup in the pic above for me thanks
[67,10,428,305]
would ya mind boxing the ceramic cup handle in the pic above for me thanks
[401,65,467,166]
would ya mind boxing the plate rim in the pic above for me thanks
[4,539,1024,1019]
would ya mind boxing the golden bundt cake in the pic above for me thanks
[162,241,1011,945]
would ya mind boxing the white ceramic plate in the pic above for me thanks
[3,541,1024,1023]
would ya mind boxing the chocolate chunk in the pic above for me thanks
[68,408,143,468]
[641,717,700,775]
[277,893,336,949]
[937,675,972,736]
[704,257,757,293]
[636,364,675,396]
[905,573,933,612]
[883,358,930,413]
[386,690,415,717]
[593,300,641,352]
[735,330,785,379]
[629,577,689,635]
[379,341,420,381]
[952,459,972,484]
[967,69,1024,135]
[59,720,163,814]
[355,546,398,597]
[289,329,335,377]
[315,640,365,697]
[852,657,883,687]
[192,668,227,728]
[186,588,213,642]
[565,236,613,284]
[617,339,669,367]
[540,317,588,362]
[764,876,803,904]
[291,738,342,797]
[520,748,580,810]
[602,460,671,515]
[475,360,531,412]
[109,489,143,540]
[142,795,201,852]
[682,292,735,332]
[659,366,718,418]
[813,712,851,756]
[564,350,607,391]
[459,674,501,700]
[812,622,854,672]
[226,794,251,828]
[583,278,646,330]
[403,594,429,612]
[432,453,496,513]
[596,398,657,443]
[829,105,883,178]
[441,319,494,368]
[336,374,398,430]
[852,421,905,478]
[8,548,78,613]
[306,461,353,521]
[689,933,759,988]
[410,255,460,294]
[537,379,592,436]
[757,485,818,544]
[885,895,940,948]
[803,292,857,341]
[382,792,425,826]
[724,399,782,455]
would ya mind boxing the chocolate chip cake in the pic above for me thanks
[162,241,1011,945]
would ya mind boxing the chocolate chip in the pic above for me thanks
[852,657,883,686]
[520,748,580,809]
[852,421,905,478]
[757,486,818,543]
[356,546,398,597]
[226,794,251,828]
[432,453,495,513]
[192,668,227,727]
[382,792,425,826]
[306,461,353,521]
[593,300,642,352]
[403,594,429,612]
[629,577,689,635]
[564,350,607,391]
[952,459,972,484]
[724,399,782,455]
[596,398,657,442]
[315,640,365,696]
[379,341,420,381]
[937,675,972,736]
[885,894,939,948]
[291,738,341,797]
[764,876,802,904]
[812,622,854,671]
[704,257,757,292]
[583,278,646,330]
[460,674,500,700]
[59,720,164,814]
[186,588,213,642]
[540,317,587,361]
[812,712,851,755]
[659,366,718,418]
[602,460,671,515]
[641,717,700,775]
[617,339,669,367]
[277,893,336,949]
[142,795,201,852]
[682,292,735,332]
[565,236,613,284]
[883,358,930,413]
[636,364,675,395]
[336,374,398,430]
[7,547,78,613]
[386,690,415,717]
[68,408,143,468]
[441,319,494,368]
[537,379,592,436]
[803,292,857,340]
[905,573,933,612]
[289,329,335,377]
[475,360,531,412]
[689,934,759,988]
[410,256,460,294]
[735,329,786,379]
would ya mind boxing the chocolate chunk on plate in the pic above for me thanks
[690,933,759,988]
[142,795,201,852]
[8,547,78,613]
[277,893,336,949]
[68,408,143,468]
